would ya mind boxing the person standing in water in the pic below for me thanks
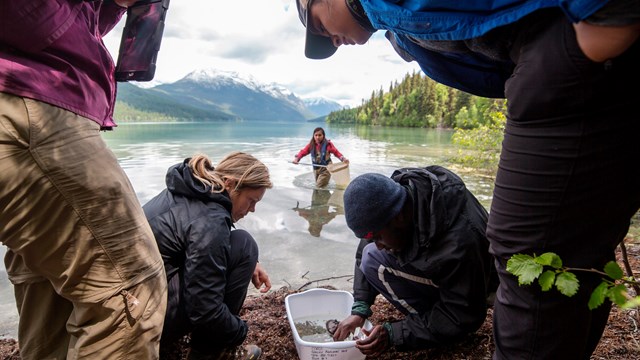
[293,127,349,187]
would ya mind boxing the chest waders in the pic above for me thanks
[311,141,331,187]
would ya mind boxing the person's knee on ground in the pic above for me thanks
[225,229,260,314]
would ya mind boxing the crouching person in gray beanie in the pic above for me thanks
[334,166,498,356]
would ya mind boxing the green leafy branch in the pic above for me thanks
[507,249,640,310]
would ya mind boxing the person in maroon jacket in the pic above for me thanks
[0,1,166,359]
[293,127,349,187]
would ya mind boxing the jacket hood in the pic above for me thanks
[165,158,233,214]
[391,166,467,263]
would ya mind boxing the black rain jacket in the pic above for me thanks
[352,165,498,350]
[143,159,247,349]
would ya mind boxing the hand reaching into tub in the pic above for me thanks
[332,315,365,341]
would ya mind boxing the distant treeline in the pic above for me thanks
[327,71,505,130]
[326,70,508,172]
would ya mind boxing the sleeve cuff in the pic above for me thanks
[383,322,394,345]
[351,300,373,318]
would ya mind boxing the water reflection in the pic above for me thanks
[1,121,636,341]
[292,189,345,237]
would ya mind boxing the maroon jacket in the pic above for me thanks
[0,0,126,128]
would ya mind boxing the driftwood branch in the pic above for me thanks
[297,274,353,291]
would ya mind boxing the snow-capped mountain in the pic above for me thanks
[302,97,344,118]
[185,69,292,99]
[115,68,341,122]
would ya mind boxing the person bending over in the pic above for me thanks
[144,152,273,360]
[336,167,498,356]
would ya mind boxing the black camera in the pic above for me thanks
[115,0,170,82]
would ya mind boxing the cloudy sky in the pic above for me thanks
[103,0,421,107]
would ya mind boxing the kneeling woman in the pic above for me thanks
[143,152,273,359]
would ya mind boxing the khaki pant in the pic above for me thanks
[314,167,331,188]
[0,93,167,359]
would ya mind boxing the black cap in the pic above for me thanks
[295,0,338,59]
[344,173,407,238]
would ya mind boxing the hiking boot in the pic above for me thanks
[216,344,262,360]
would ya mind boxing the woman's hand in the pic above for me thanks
[252,263,271,293]
[292,157,299,164]
[333,314,365,341]
[355,324,390,356]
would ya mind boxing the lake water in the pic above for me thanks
[0,121,496,339]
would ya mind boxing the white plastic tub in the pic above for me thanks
[285,288,372,360]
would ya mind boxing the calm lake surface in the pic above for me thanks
[0,121,497,339]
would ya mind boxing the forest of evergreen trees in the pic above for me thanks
[327,71,508,171]
[327,71,505,130]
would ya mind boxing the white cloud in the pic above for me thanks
[104,0,421,107]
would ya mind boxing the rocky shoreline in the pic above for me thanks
[2,243,640,360]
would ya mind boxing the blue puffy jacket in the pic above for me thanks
[360,0,610,97]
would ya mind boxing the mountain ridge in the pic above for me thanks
[114,68,343,122]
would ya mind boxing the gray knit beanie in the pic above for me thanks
[343,173,407,238]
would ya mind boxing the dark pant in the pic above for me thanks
[359,243,439,316]
[161,229,259,351]
[488,11,640,360]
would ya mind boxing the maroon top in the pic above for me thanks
[0,0,126,128]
